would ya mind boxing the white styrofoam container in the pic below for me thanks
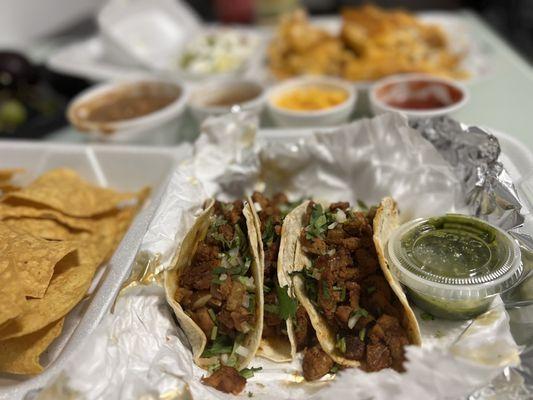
[0,141,191,400]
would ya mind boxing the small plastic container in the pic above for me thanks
[67,78,188,145]
[369,73,469,120]
[266,76,357,128]
[387,214,522,320]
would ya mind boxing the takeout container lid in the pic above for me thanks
[386,214,523,300]
[97,0,201,71]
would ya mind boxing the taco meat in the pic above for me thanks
[176,200,257,373]
[298,201,410,376]
[302,345,335,381]
[202,365,246,394]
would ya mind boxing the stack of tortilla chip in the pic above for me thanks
[0,168,148,375]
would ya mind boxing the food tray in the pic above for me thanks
[0,140,191,400]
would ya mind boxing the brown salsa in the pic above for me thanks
[78,82,179,123]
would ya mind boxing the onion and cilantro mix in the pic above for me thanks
[296,201,411,379]
[251,192,298,341]
[179,31,256,76]
[175,201,257,374]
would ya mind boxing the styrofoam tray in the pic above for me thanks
[0,141,191,400]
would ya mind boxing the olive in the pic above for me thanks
[0,51,37,88]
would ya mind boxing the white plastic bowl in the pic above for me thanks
[266,76,356,128]
[67,78,188,145]
[369,73,469,119]
[188,79,266,124]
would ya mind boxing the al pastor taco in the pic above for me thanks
[283,197,421,380]
[165,199,264,393]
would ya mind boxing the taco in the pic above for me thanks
[283,197,421,380]
[249,192,301,362]
[165,199,264,392]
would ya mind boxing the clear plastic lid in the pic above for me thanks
[387,214,523,300]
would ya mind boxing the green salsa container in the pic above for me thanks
[387,214,523,320]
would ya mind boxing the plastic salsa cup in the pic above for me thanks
[386,214,523,320]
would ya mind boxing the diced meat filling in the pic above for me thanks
[177,200,256,362]
[202,366,246,395]
[299,201,410,378]
[302,345,335,381]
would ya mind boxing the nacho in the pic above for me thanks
[0,244,102,340]
[0,203,95,232]
[3,168,136,217]
[0,318,64,375]
[0,259,26,327]
[2,218,83,241]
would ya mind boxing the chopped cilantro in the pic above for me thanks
[240,367,262,379]
[335,336,346,353]
[359,327,367,342]
[421,312,435,321]
[305,204,329,239]
[263,284,271,293]
[329,364,340,374]
[202,335,233,358]
[276,284,298,320]
[356,199,369,210]
[262,217,276,244]
[226,353,237,367]
[322,281,330,300]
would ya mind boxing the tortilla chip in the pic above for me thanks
[2,218,82,241]
[0,223,78,299]
[0,168,24,182]
[0,244,102,340]
[0,259,26,327]
[3,168,136,217]
[0,183,20,193]
[0,318,64,375]
[0,203,95,232]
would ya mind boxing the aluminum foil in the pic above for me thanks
[37,112,531,400]
[410,117,532,246]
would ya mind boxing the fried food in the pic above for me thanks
[0,168,147,375]
[268,5,468,82]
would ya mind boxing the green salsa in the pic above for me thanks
[400,215,507,284]
[388,214,521,320]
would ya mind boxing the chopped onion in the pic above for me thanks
[235,345,250,358]
[242,294,250,308]
[229,247,239,258]
[254,202,262,212]
[327,248,336,256]
[219,273,228,281]
[220,353,229,364]
[328,221,338,230]
[335,209,347,223]
[241,322,251,333]
[348,314,359,329]
[192,294,212,310]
